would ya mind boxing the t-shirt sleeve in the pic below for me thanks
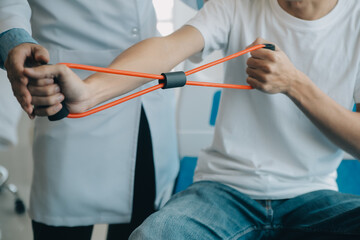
[185,0,235,62]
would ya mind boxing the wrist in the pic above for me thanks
[82,78,102,111]
[285,70,313,100]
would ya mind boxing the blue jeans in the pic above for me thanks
[130,181,360,240]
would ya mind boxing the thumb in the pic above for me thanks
[24,64,70,81]
[246,37,267,49]
[24,65,57,79]
[246,37,280,51]
[33,45,50,65]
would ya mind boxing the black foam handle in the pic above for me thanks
[263,43,275,51]
[48,101,69,121]
[160,71,187,89]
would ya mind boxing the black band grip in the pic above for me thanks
[48,101,69,121]
[263,43,275,51]
[160,71,187,89]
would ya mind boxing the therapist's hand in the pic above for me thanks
[24,64,92,117]
[246,38,304,95]
[4,43,50,118]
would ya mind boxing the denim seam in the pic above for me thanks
[282,226,360,236]
[229,225,257,240]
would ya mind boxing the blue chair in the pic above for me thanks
[337,159,360,195]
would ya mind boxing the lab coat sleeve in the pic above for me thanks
[0,0,37,68]
[0,29,38,69]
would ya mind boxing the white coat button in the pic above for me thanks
[132,27,139,37]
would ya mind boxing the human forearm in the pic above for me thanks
[24,26,204,116]
[247,38,360,159]
[287,74,360,159]
[84,26,204,109]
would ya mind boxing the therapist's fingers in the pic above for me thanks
[33,103,63,117]
[5,43,50,117]
[32,45,50,65]
[5,52,32,114]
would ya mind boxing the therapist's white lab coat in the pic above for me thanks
[0,70,22,150]
[0,0,179,226]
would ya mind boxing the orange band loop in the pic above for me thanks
[61,44,267,118]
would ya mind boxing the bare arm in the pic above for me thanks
[25,25,204,115]
[85,25,204,110]
[287,78,360,160]
[247,38,360,159]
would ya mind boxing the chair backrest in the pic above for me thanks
[337,159,360,195]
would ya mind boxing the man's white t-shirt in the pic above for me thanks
[187,0,360,199]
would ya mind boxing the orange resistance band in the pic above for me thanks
[60,44,266,118]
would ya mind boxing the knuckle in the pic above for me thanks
[258,83,267,92]
[246,77,254,86]
[36,105,59,117]
[17,94,29,107]
[20,77,28,85]
[4,59,10,69]
[255,37,262,44]
[262,75,270,83]
[41,86,51,95]
[48,86,58,95]
[27,85,34,93]
[262,84,270,92]
[31,79,43,87]
[50,94,63,105]
[46,107,56,116]
[269,53,278,62]
[262,65,272,74]
[21,94,29,103]
[246,58,253,65]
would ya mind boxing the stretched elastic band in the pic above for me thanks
[50,43,275,120]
